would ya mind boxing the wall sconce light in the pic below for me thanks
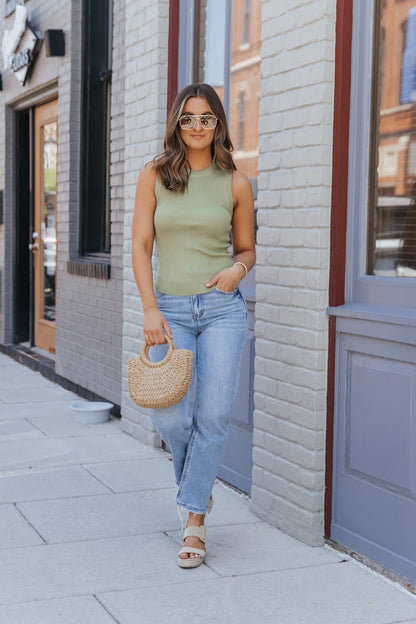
[44,30,65,57]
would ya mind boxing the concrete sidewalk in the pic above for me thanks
[0,352,415,624]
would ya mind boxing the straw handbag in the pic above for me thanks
[127,336,193,409]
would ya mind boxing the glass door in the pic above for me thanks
[32,100,58,354]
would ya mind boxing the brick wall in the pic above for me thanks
[0,106,5,344]
[54,0,125,405]
[251,0,336,546]
[0,107,11,346]
[0,0,125,405]
[120,0,169,444]
[0,5,6,343]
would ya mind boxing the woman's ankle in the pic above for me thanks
[186,512,205,526]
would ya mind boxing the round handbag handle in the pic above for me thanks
[141,335,176,366]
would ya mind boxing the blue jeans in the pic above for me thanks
[150,288,248,514]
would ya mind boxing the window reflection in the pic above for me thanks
[229,0,260,183]
[242,0,251,46]
[42,121,57,321]
[198,0,260,188]
[203,0,226,87]
[369,1,416,277]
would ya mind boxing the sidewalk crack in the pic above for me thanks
[14,503,48,545]
[93,594,122,623]
[82,465,117,493]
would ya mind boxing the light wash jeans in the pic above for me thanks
[150,287,248,514]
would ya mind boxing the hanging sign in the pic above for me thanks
[2,4,42,86]
[11,27,40,85]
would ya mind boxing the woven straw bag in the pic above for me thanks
[127,336,193,409]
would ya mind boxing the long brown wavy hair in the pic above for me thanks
[153,83,236,192]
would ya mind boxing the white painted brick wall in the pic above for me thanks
[252,0,336,546]
[120,0,169,444]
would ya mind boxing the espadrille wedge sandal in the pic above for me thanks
[177,525,207,569]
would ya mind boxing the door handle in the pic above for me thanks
[29,231,39,252]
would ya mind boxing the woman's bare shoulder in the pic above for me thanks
[232,168,251,186]
[142,160,158,177]
[231,169,253,198]
[137,160,158,188]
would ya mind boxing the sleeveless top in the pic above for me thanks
[154,163,234,296]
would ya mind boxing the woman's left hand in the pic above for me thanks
[205,264,245,292]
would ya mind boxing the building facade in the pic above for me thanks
[1,0,415,586]
[0,0,125,406]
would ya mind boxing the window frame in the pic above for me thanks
[79,0,113,257]
[346,0,416,308]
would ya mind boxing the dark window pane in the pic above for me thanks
[80,0,112,255]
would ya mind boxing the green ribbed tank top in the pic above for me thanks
[154,163,234,295]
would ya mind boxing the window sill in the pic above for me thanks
[327,302,416,327]
[67,257,110,279]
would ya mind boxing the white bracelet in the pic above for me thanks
[233,261,248,277]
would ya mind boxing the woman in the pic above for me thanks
[132,83,255,568]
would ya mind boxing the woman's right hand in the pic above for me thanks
[143,308,173,346]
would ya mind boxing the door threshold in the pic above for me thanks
[4,343,56,380]
[326,538,416,595]
[19,342,56,362]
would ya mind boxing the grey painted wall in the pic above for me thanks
[0,0,125,405]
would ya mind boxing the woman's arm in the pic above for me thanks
[132,164,172,346]
[205,169,256,291]
[230,169,256,273]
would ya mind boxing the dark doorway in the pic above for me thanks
[14,109,31,344]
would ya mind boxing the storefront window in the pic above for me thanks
[368,0,416,277]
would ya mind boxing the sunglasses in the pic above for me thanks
[179,114,218,130]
